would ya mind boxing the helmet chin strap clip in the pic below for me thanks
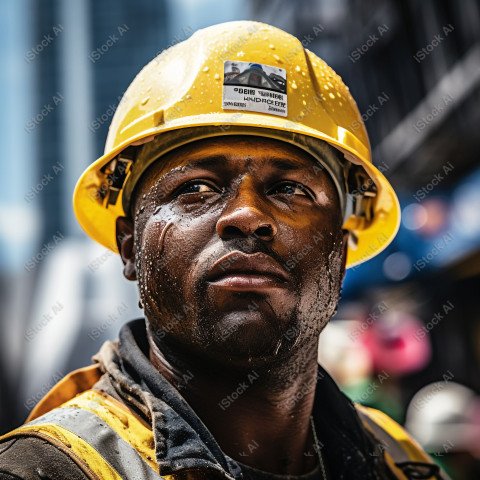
[342,164,378,245]
[100,147,136,208]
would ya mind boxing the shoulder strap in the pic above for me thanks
[1,389,177,480]
[355,403,451,480]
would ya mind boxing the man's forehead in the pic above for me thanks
[151,136,321,177]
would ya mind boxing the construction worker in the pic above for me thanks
[0,21,450,480]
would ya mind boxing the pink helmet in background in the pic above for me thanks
[361,310,431,375]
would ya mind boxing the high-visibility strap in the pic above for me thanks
[62,389,159,471]
[26,406,164,480]
[0,423,122,480]
[0,388,181,480]
[355,404,449,479]
[356,404,433,463]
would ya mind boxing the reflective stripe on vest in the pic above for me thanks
[0,389,177,480]
[28,407,162,480]
[0,423,122,480]
[355,404,450,480]
[63,389,158,472]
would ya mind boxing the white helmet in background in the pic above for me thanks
[405,381,480,457]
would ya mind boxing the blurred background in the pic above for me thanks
[1,0,480,477]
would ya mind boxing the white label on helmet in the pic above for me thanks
[222,61,287,117]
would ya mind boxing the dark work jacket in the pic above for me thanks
[0,319,446,480]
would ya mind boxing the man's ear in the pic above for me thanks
[116,216,137,281]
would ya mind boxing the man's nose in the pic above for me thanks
[215,178,278,241]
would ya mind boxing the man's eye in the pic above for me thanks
[175,181,217,196]
[269,181,312,198]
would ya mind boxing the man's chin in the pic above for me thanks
[202,314,299,367]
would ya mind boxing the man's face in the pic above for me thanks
[117,135,348,369]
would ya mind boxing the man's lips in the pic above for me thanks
[208,272,288,290]
[206,251,290,291]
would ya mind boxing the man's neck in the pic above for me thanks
[147,333,321,475]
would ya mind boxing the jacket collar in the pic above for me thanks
[95,318,388,479]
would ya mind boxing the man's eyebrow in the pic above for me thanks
[182,155,229,171]
[159,155,228,180]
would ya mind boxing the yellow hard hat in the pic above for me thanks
[73,20,400,268]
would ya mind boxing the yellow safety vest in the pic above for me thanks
[0,364,444,480]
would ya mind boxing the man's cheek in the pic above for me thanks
[138,221,182,303]
[141,217,175,255]
[140,262,186,332]
[296,233,342,305]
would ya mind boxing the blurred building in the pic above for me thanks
[1,0,170,429]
